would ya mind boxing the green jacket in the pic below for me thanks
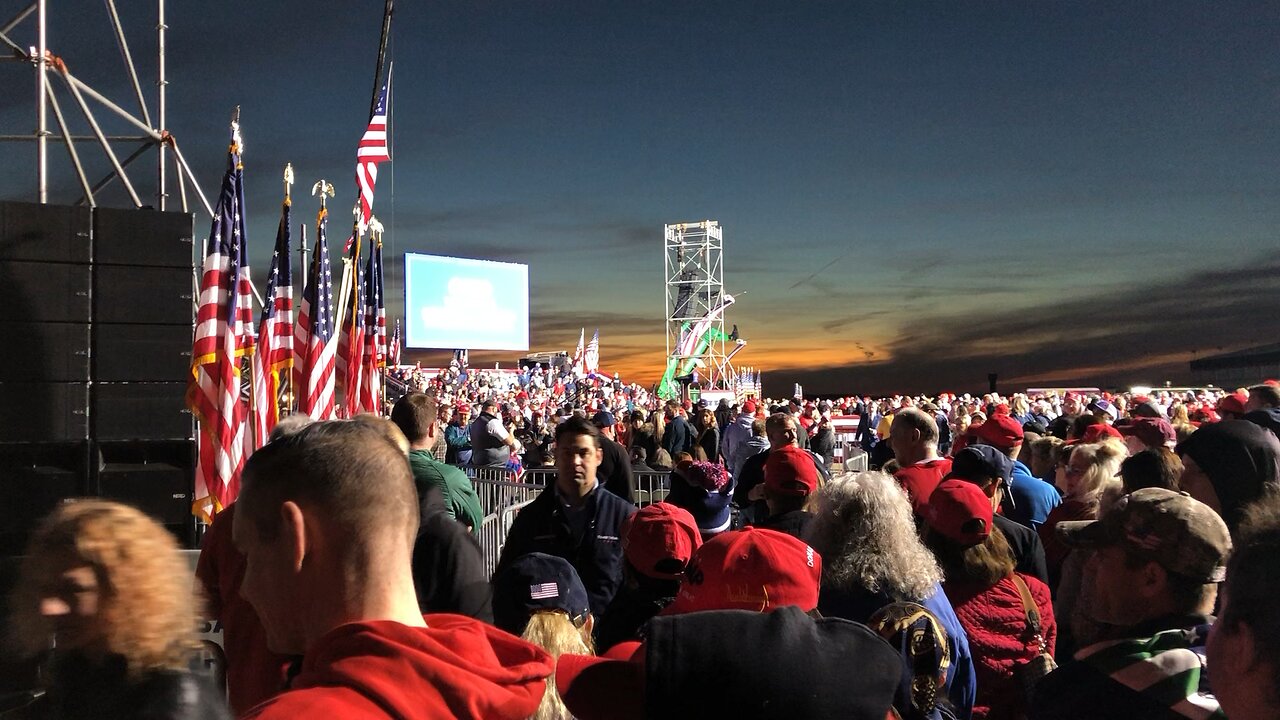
[408,450,484,535]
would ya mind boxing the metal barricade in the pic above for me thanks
[469,474,545,576]
[842,444,869,473]
[633,471,671,506]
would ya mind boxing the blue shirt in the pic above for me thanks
[1004,460,1061,531]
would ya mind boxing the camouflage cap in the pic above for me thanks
[1056,487,1231,583]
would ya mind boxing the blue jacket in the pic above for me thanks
[496,483,636,619]
[1003,460,1061,531]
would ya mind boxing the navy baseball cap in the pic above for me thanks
[492,552,591,634]
[947,445,1014,491]
[592,410,617,428]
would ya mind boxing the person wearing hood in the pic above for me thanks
[720,400,759,474]
[1176,419,1280,534]
[234,420,554,720]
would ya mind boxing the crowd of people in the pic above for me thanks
[4,374,1280,719]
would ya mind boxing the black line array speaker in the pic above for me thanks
[0,201,197,550]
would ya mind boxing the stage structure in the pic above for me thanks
[659,220,746,400]
[0,0,213,216]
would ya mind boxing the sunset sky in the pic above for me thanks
[3,1,1278,396]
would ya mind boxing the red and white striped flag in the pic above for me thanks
[295,207,337,419]
[355,81,391,231]
[251,194,294,447]
[357,237,386,414]
[584,329,600,374]
[187,128,254,521]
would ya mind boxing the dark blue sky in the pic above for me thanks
[3,1,1278,394]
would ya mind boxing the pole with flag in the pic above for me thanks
[572,328,585,375]
[358,216,387,414]
[584,329,600,375]
[294,182,337,419]
[389,318,401,368]
[251,164,295,447]
[336,209,366,417]
[186,113,254,521]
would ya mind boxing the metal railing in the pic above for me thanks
[465,466,674,575]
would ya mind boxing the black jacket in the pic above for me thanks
[495,484,636,619]
[595,578,679,653]
[411,487,493,622]
[751,509,817,544]
[13,652,230,720]
[993,513,1049,585]
[596,436,636,504]
[661,416,695,456]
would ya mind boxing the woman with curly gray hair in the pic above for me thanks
[809,471,976,720]
[8,500,228,720]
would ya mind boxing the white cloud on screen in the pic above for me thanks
[420,276,515,332]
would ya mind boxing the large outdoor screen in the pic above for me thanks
[403,253,530,351]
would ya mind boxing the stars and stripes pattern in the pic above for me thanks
[355,82,391,231]
[251,195,294,448]
[572,328,585,374]
[295,207,337,419]
[584,329,600,374]
[529,582,559,600]
[187,133,254,521]
[358,237,386,413]
[336,232,366,417]
[389,318,402,367]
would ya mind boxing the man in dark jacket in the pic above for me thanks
[661,402,695,457]
[592,410,635,504]
[496,416,636,620]
[945,445,1049,583]
[411,486,493,622]
[1029,488,1230,719]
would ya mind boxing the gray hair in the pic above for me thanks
[809,471,941,602]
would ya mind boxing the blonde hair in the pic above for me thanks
[1068,440,1126,500]
[11,500,199,676]
[809,471,942,602]
[522,610,594,720]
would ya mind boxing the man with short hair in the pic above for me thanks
[734,413,832,525]
[973,413,1061,530]
[591,410,635,504]
[1245,383,1280,413]
[1029,488,1231,719]
[469,399,522,468]
[661,401,694,457]
[496,416,636,619]
[888,408,951,513]
[234,421,553,719]
[390,393,483,533]
[1208,494,1280,720]
[1047,392,1084,440]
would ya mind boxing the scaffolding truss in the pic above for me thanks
[662,220,740,396]
[1,0,212,216]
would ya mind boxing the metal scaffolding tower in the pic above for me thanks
[1,0,212,216]
[662,220,738,396]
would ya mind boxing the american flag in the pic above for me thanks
[295,207,337,419]
[336,232,366,416]
[187,129,254,521]
[529,582,559,600]
[355,82,391,231]
[572,328,585,373]
[584,329,600,374]
[358,237,386,413]
[388,318,401,367]
[251,195,294,448]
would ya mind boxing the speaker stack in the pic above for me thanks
[0,201,197,554]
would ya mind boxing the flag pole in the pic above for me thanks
[368,0,394,121]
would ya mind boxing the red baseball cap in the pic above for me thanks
[923,479,993,548]
[1119,417,1176,448]
[742,400,757,414]
[662,527,821,615]
[764,445,819,497]
[1217,391,1249,416]
[621,503,703,580]
[1076,423,1124,444]
[973,414,1024,450]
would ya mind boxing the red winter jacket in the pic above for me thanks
[241,615,554,720]
[944,573,1056,720]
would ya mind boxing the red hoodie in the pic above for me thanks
[241,615,554,720]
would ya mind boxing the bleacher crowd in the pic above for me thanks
[5,370,1280,719]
